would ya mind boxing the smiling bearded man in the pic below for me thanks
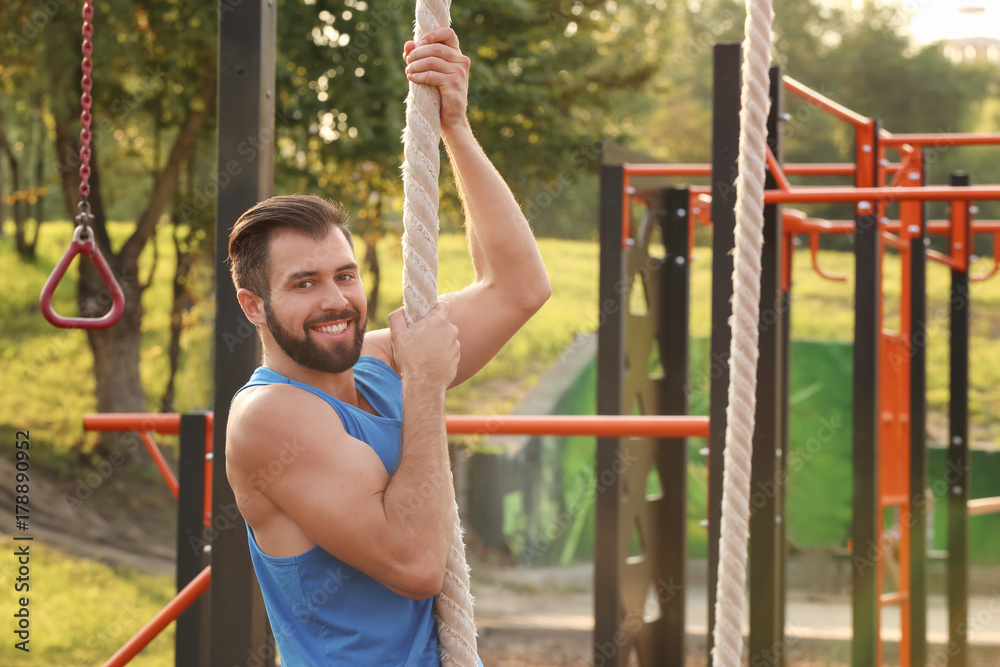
[224,27,551,667]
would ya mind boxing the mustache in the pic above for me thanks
[303,308,363,330]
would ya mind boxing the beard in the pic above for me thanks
[263,300,367,374]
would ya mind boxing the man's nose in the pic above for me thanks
[318,281,350,312]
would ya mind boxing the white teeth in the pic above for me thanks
[315,322,348,334]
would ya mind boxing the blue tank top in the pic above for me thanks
[234,357,444,667]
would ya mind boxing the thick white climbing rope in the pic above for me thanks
[711,0,774,666]
[400,1,478,665]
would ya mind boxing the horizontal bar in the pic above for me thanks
[84,413,182,435]
[969,496,1000,517]
[103,566,211,667]
[882,133,1000,148]
[880,591,909,606]
[623,163,868,179]
[765,185,1000,204]
[624,164,711,177]
[926,248,961,270]
[785,219,1000,236]
[783,76,869,127]
[445,415,710,438]
[881,494,911,507]
[881,231,908,252]
[86,412,709,441]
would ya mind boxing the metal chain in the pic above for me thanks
[77,0,95,233]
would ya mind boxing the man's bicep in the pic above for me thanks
[440,283,533,387]
[254,422,416,593]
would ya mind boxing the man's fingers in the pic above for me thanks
[387,307,407,331]
[417,26,459,49]
[406,42,469,67]
[405,56,467,76]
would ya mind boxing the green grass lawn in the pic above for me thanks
[0,541,175,667]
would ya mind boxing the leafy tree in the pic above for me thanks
[1,0,217,460]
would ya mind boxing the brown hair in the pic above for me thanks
[228,194,352,298]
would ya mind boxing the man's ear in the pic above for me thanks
[237,288,267,326]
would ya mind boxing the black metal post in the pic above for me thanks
[708,43,742,666]
[852,123,881,667]
[748,64,785,667]
[595,164,626,666]
[947,171,971,667]
[212,0,276,664]
[660,187,690,664]
[176,413,211,667]
[778,234,791,667]
[909,151,928,667]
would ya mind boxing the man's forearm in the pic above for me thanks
[381,378,454,568]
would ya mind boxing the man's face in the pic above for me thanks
[262,228,367,374]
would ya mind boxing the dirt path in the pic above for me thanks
[0,455,176,574]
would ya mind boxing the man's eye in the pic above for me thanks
[295,281,314,289]
[337,273,355,282]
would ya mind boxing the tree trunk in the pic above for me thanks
[364,198,383,319]
[364,235,381,320]
[30,109,44,258]
[53,67,216,462]
[162,226,196,413]
[0,98,32,260]
[0,145,5,238]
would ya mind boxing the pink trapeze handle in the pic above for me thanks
[40,226,125,329]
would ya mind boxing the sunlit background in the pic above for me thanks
[898,0,1000,62]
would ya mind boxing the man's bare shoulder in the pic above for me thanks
[227,384,346,469]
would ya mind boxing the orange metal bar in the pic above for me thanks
[784,218,854,235]
[881,133,1000,148]
[84,413,181,434]
[782,219,1000,235]
[765,148,791,191]
[764,185,1000,204]
[623,164,712,177]
[971,233,1000,282]
[444,415,710,439]
[951,197,971,273]
[881,231,908,252]
[968,496,1000,516]
[881,494,911,507]
[103,566,211,667]
[84,412,214,525]
[809,233,846,282]
[880,591,910,606]
[784,76,869,127]
[138,431,179,500]
[621,162,873,178]
[926,248,961,270]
